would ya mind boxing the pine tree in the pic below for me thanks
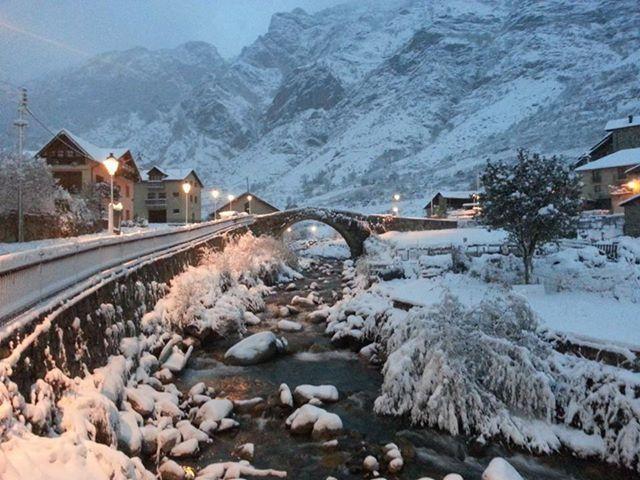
[479,150,581,284]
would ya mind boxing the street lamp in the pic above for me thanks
[392,206,399,216]
[103,153,119,234]
[182,181,192,225]
[211,189,219,220]
[228,194,234,213]
[247,194,253,214]
[393,193,400,201]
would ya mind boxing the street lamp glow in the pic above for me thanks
[392,206,399,215]
[211,189,219,199]
[182,182,191,225]
[228,194,234,213]
[286,227,292,232]
[309,225,317,233]
[104,153,119,235]
[247,195,253,201]
[103,154,119,177]
[393,193,400,201]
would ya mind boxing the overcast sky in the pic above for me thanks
[0,0,348,83]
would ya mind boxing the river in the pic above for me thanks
[176,256,625,479]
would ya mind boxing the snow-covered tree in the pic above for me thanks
[479,150,581,283]
[0,152,60,215]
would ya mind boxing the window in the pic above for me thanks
[172,192,179,198]
[190,195,193,202]
[617,167,626,180]
[592,170,601,183]
[194,195,198,203]
[125,185,130,198]
[173,208,180,214]
[147,192,156,199]
[66,149,75,157]
[594,185,602,194]
[159,192,167,199]
[96,175,104,183]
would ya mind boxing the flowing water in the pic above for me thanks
[176,257,627,480]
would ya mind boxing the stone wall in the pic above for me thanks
[0,234,232,395]
[612,124,640,151]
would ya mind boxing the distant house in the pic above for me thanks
[620,194,640,237]
[575,114,640,211]
[35,129,141,221]
[424,190,479,217]
[134,166,203,223]
[212,192,279,218]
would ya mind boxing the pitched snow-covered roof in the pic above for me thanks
[214,192,280,213]
[423,190,480,209]
[575,148,640,172]
[605,115,639,131]
[59,129,128,162]
[619,193,640,207]
[144,166,204,186]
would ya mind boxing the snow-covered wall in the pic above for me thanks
[0,234,235,394]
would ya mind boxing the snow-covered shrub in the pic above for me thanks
[469,253,523,285]
[145,234,299,339]
[536,247,640,301]
[0,153,59,215]
[374,293,557,447]
[618,237,640,264]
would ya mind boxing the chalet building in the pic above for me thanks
[35,130,140,221]
[424,190,479,217]
[212,192,279,218]
[575,115,640,211]
[134,166,203,223]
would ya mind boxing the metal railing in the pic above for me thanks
[0,216,254,323]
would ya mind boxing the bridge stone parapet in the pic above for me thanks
[250,208,456,257]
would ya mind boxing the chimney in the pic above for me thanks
[629,114,634,124]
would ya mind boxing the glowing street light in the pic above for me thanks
[211,189,220,220]
[103,153,119,234]
[392,206,399,216]
[627,179,640,193]
[309,225,317,233]
[393,193,400,201]
[228,194,234,213]
[247,194,253,214]
[182,181,192,225]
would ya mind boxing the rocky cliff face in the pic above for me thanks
[3,0,639,212]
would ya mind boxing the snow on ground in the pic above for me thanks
[380,227,508,248]
[514,285,640,348]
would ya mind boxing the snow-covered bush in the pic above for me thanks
[469,253,523,285]
[618,237,640,264]
[144,234,299,339]
[0,153,59,215]
[536,247,640,301]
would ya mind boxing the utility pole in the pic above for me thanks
[14,88,28,242]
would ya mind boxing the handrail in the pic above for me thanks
[0,216,254,323]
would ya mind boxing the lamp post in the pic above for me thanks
[103,153,119,234]
[182,181,192,225]
[247,194,253,214]
[392,193,400,216]
[228,194,234,213]
[211,189,219,220]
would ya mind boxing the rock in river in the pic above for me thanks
[224,331,287,366]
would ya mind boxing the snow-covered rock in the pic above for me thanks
[159,459,186,480]
[217,418,240,432]
[176,419,209,443]
[224,331,287,365]
[279,383,294,408]
[170,438,199,458]
[277,319,303,332]
[158,427,182,454]
[293,384,339,404]
[234,442,255,460]
[285,404,342,438]
[117,411,142,456]
[482,458,524,480]
[363,455,379,472]
[194,399,233,426]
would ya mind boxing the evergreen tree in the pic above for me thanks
[479,150,581,284]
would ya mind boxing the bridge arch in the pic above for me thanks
[249,207,457,258]
[250,208,371,257]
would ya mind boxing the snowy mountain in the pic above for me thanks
[3,0,640,213]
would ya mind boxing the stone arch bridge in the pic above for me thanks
[249,208,457,257]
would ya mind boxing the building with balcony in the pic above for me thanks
[35,129,141,221]
[134,166,203,223]
[575,115,640,211]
